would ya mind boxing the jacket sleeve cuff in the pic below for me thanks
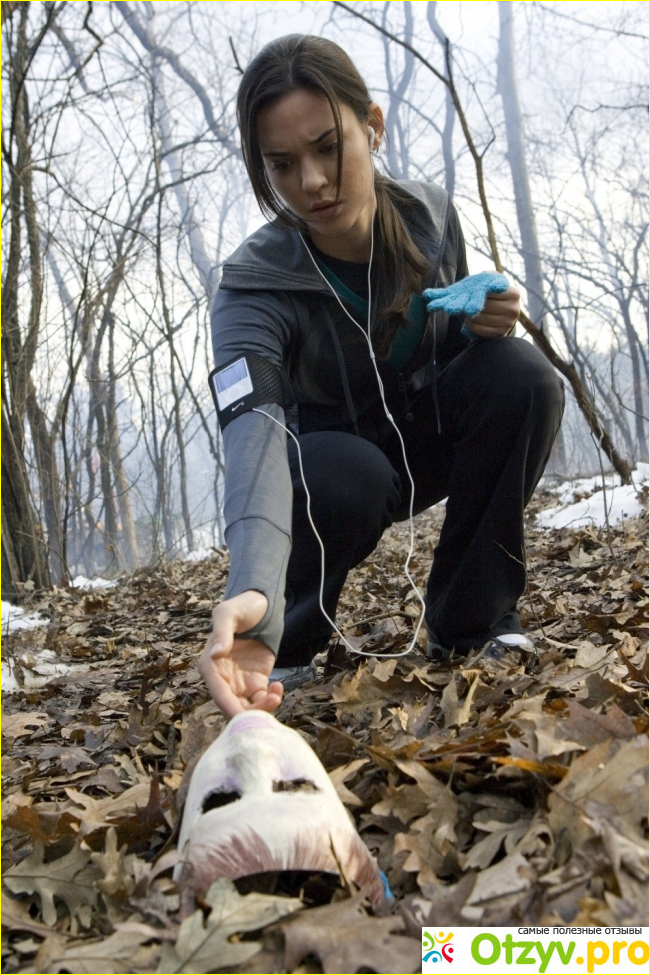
[224,517,291,656]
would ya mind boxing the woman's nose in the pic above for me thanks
[300,158,328,194]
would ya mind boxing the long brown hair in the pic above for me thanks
[236,34,430,357]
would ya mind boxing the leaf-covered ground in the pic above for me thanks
[2,491,648,974]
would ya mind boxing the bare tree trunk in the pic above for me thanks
[147,351,175,558]
[497,3,547,330]
[496,1,567,473]
[106,313,140,567]
[427,2,456,197]
[25,384,66,582]
[154,171,194,553]
[150,58,216,299]
[381,1,414,180]
[88,314,119,572]
[1,3,57,592]
[1,409,50,595]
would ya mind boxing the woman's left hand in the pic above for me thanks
[466,285,520,339]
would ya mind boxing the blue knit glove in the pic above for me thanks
[423,271,510,344]
[423,271,509,318]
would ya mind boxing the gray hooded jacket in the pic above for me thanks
[211,180,469,653]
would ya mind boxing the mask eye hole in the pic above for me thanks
[202,790,241,812]
[273,778,319,793]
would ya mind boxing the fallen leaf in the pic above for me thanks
[372,658,398,682]
[328,758,369,807]
[549,735,648,850]
[282,893,421,974]
[441,674,480,727]
[157,878,302,974]
[464,820,531,870]
[89,826,136,901]
[3,841,100,926]
[0,893,67,938]
[516,713,586,760]
[372,783,430,824]
[1,711,49,739]
[64,781,152,837]
[467,852,536,905]
[42,923,165,974]
[569,544,593,567]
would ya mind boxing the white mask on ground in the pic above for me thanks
[174,710,384,905]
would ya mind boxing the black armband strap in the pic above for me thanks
[209,353,287,430]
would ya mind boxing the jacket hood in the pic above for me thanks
[219,179,450,293]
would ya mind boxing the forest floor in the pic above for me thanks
[1,487,648,974]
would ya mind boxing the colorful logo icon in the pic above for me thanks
[423,930,454,964]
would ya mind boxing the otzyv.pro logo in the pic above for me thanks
[421,927,650,974]
[422,930,454,965]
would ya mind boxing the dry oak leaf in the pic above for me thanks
[394,821,447,895]
[282,893,422,974]
[64,781,151,837]
[463,817,532,871]
[328,758,369,807]
[157,877,302,974]
[440,673,480,728]
[548,734,648,850]
[3,840,100,926]
[1,710,49,739]
[372,756,451,825]
[0,893,67,939]
[371,782,430,824]
[515,712,586,760]
[467,851,536,906]
[392,772,457,895]
[89,826,136,900]
[40,922,167,974]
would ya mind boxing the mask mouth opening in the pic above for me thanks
[234,869,343,906]
[201,790,241,812]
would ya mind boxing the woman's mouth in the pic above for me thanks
[310,201,342,220]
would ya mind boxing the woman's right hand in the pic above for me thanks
[198,591,283,719]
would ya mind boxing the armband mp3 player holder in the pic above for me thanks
[208,353,286,430]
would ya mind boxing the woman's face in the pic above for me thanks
[257,89,382,261]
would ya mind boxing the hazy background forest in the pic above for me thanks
[2,0,648,593]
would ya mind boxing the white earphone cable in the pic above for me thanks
[256,139,426,660]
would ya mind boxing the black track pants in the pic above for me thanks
[276,338,565,666]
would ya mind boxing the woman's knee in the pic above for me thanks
[469,337,564,412]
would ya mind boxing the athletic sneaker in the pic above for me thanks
[269,663,317,690]
[426,632,535,663]
[425,636,453,662]
[470,633,537,663]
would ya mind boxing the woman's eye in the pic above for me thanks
[271,160,291,172]
[321,141,338,155]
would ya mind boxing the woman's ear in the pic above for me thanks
[368,102,385,148]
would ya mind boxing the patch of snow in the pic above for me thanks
[537,463,648,530]
[1,600,48,633]
[182,546,226,562]
[70,575,118,590]
[2,651,89,694]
